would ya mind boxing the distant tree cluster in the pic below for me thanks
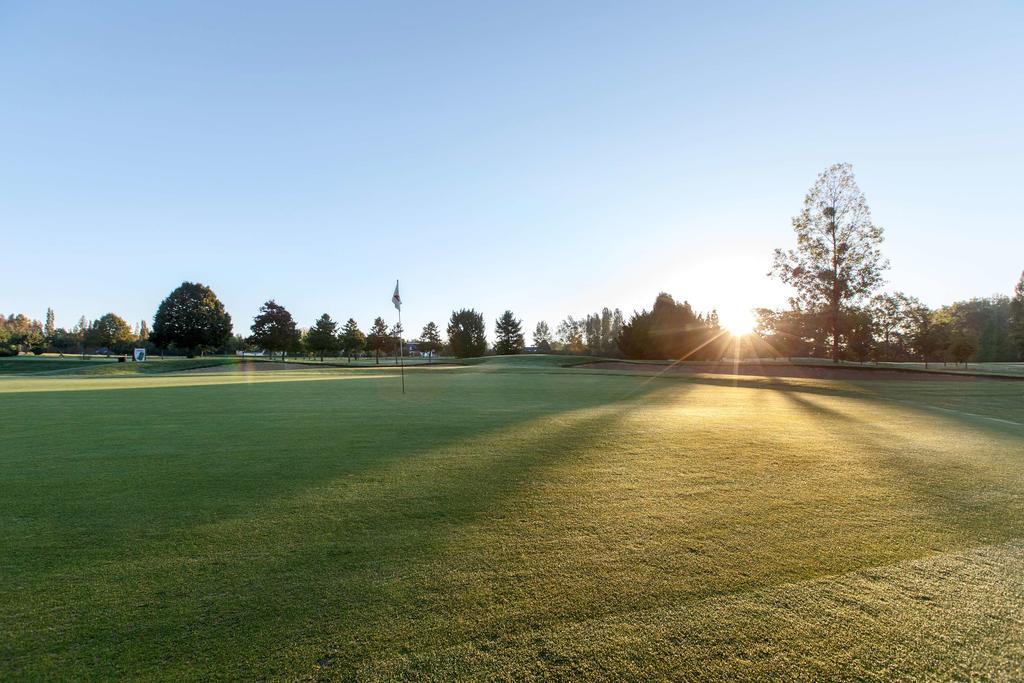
[756,277,1024,366]
[617,293,726,360]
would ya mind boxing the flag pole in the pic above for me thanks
[398,307,405,394]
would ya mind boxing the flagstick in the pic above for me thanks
[398,307,405,394]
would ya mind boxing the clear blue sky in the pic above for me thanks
[3,1,1022,338]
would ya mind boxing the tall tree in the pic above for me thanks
[366,317,392,364]
[1010,271,1024,360]
[584,314,602,353]
[447,309,487,358]
[419,322,442,362]
[305,313,341,361]
[907,303,943,369]
[340,318,365,362]
[248,300,301,361]
[533,321,552,352]
[494,310,524,355]
[151,282,233,357]
[772,163,888,363]
[44,308,56,339]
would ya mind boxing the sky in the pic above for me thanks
[3,1,1022,339]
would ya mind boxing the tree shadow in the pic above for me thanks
[0,372,690,677]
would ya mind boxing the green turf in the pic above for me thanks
[2,358,1023,679]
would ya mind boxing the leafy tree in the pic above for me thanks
[50,328,79,355]
[494,310,524,355]
[340,318,366,362]
[533,321,552,352]
[934,295,1013,362]
[447,309,487,358]
[366,317,392,364]
[305,313,341,361]
[907,303,943,368]
[772,163,888,363]
[90,313,134,353]
[843,308,874,363]
[870,292,915,361]
[151,282,232,356]
[1009,272,1024,360]
[419,322,442,362]
[248,300,301,361]
[947,331,977,367]
[556,316,584,353]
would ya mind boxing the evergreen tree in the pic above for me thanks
[366,317,392,364]
[494,310,524,355]
[340,318,366,362]
[391,322,404,364]
[248,300,301,361]
[600,308,613,353]
[447,309,487,358]
[45,308,56,339]
[305,313,341,361]
[419,322,442,362]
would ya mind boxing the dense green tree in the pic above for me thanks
[44,308,56,339]
[305,313,341,361]
[772,163,888,363]
[494,310,524,355]
[843,308,874,363]
[447,309,487,358]
[151,282,232,356]
[870,292,915,361]
[90,313,134,353]
[1009,272,1024,360]
[907,303,944,368]
[366,317,392,364]
[340,318,365,362]
[947,331,977,367]
[618,293,724,360]
[248,300,301,361]
[419,322,442,362]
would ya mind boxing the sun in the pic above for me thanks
[719,309,756,337]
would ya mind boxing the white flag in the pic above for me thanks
[392,280,402,311]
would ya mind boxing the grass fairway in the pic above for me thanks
[2,358,1023,679]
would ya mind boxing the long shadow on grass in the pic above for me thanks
[775,389,1024,545]
[0,373,687,678]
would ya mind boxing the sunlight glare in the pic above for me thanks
[720,309,756,336]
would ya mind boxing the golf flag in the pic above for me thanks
[392,280,402,311]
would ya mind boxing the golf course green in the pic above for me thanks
[2,356,1023,679]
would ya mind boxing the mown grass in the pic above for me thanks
[1,359,1022,679]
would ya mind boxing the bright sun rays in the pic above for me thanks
[719,308,757,336]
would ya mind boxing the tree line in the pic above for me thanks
[5,163,1022,364]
